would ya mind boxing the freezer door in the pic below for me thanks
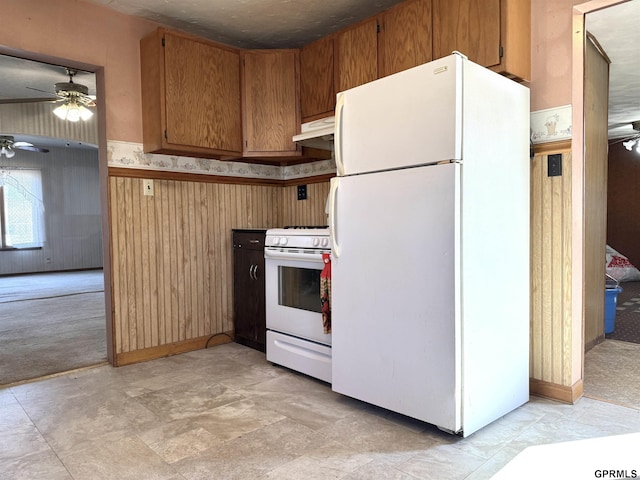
[334,54,462,177]
[330,163,462,432]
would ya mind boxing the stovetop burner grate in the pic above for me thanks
[283,225,329,229]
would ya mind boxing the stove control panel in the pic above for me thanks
[265,228,331,250]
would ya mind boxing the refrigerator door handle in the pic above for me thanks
[329,177,340,257]
[334,93,345,176]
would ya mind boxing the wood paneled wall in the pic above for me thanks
[281,181,331,226]
[607,141,640,268]
[0,146,102,275]
[530,146,573,396]
[109,176,281,362]
[108,174,330,364]
[583,36,610,351]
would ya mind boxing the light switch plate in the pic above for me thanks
[297,184,307,200]
[143,179,154,196]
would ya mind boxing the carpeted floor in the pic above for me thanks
[584,339,640,410]
[0,270,107,386]
[606,281,640,344]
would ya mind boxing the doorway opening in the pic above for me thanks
[0,52,111,386]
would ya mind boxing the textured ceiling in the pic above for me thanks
[85,0,404,49]
[586,0,640,140]
[1,0,638,143]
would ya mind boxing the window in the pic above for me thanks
[0,169,45,249]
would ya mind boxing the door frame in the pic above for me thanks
[0,46,114,365]
[572,0,629,381]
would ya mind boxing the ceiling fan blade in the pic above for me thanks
[14,144,49,153]
[0,97,59,104]
[609,133,640,145]
[25,86,57,95]
[81,99,97,107]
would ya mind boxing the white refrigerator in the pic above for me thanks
[328,53,530,437]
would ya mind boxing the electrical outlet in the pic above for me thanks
[548,154,562,177]
[143,179,154,196]
[297,184,307,200]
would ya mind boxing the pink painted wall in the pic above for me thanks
[0,0,158,143]
[530,0,582,111]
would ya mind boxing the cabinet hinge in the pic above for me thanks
[499,45,504,58]
[162,36,165,47]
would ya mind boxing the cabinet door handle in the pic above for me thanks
[249,239,260,244]
[249,264,259,280]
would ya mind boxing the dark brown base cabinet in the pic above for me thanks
[232,229,267,352]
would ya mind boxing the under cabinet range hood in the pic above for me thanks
[292,116,335,151]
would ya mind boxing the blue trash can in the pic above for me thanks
[605,285,623,334]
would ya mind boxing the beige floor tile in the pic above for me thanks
[173,418,327,480]
[0,450,73,480]
[3,342,640,480]
[60,435,180,480]
[395,443,487,480]
[262,441,374,479]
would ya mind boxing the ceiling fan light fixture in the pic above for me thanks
[53,101,93,122]
[0,146,15,158]
[622,138,640,154]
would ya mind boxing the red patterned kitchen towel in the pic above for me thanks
[320,253,332,334]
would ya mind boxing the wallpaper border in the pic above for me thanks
[531,105,573,144]
[106,140,336,181]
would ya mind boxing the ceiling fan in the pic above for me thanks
[25,68,96,104]
[0,68,96,122]
[610,120,640,152]
[0,135,50,158]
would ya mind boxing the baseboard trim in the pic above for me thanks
[115,331,234,366]
[530,378,584,404]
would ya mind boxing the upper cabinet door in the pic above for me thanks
[164,33,242,153]
[140,29,243,158]
[432,0,501,68]
[242,49,301,157]
[300,36,335,122]
[379,0,433,78]
[335,18,379,93]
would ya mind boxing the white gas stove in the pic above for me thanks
[264,226,332,383]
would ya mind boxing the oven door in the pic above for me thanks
[264,247,331,346]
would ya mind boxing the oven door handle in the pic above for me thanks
[264,249,324,263]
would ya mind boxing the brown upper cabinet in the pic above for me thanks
[335,17,379,93]
[140,29,243,159]
[378,0,433,78]
[432,0,530,82]
[140,0,530,163]
[241,49,301,158]
[300,37,335,122]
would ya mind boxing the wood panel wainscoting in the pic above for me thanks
[529,141,582,403]
[107,168,331,365]
[110,155,584,405]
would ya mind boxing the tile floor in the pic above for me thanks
[1,342,640,480]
